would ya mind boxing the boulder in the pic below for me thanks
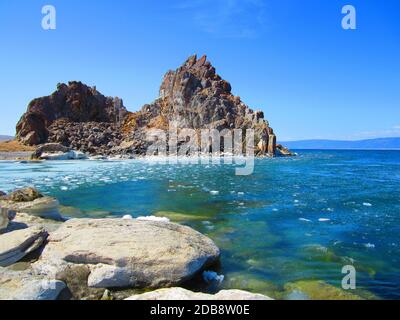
[33,218,220,289]
[0,226,48,267]
[31,143,70,159]
[0,267,65,300]
[125,287,273,300]
[7,187,43,202]
[0,196,61,220]
[40,150,88,160]
[0,208,9,231]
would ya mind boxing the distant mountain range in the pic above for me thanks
[280,137,400,150]
[0,135,14,142]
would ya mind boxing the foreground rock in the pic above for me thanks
[6,212,63,234]
[126,287,272,300]
[0,267,65,300]
[0,226,48,267]
[0,208,10,231]
[0,188,61,220]
[33,218,220,291]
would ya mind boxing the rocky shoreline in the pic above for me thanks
[0,187,272,300]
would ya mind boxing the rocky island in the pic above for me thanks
[15,55,293,159]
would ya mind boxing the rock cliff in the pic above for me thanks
[16,55,286,156]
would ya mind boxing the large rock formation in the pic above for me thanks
[121,54,277,156]
[16,81,126,146]
[16,56,286,156]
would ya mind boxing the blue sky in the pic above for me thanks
[0,0,399,140]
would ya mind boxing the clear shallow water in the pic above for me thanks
[1,150,400,299]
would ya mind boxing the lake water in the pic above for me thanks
[1,150,399,299]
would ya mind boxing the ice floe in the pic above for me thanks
[136,216,170,223]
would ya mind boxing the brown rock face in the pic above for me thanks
[122,54,277,156]
[16,82,127,145]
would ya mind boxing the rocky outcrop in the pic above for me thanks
[125,287,272,300]
[0,226,48,267]
[33,218,220,290]
[16,56,291,157]
[0,267,65,300]
[122,54,278,156]
[16,81,127,145]
[276,144,296,157]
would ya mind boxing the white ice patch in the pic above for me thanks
[202,271,224,285]
[60,186,68,191]
[364,243,375,248]
[299,218,312,222]
[318,218,331,222]
[363,203,373,207]
[210,190,219,196]
[136,216,170,223]
[122,215,133,220]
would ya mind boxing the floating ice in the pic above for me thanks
[318,218,331,222]
[363,203,373,207]
[210,190,219,195]
[364,243,375,248]
[299,218,312,222]
[136,216,170,223]
[202,271,224,284]
[60,186,68,191]
[122,215,133,220]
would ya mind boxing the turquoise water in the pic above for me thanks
[1,150,399,299]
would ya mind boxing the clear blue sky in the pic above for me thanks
[0,0,399,140]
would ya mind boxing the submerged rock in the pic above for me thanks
[125,287,272,300]
[283,280,365,300]
[33,218,220,290]
[0,267,65,300]
[0,226,48,267]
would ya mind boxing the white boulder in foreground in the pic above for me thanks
[126,287,273,300]
[0,226,48,267]
[33,218,220,289]
[0,267,65,300]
